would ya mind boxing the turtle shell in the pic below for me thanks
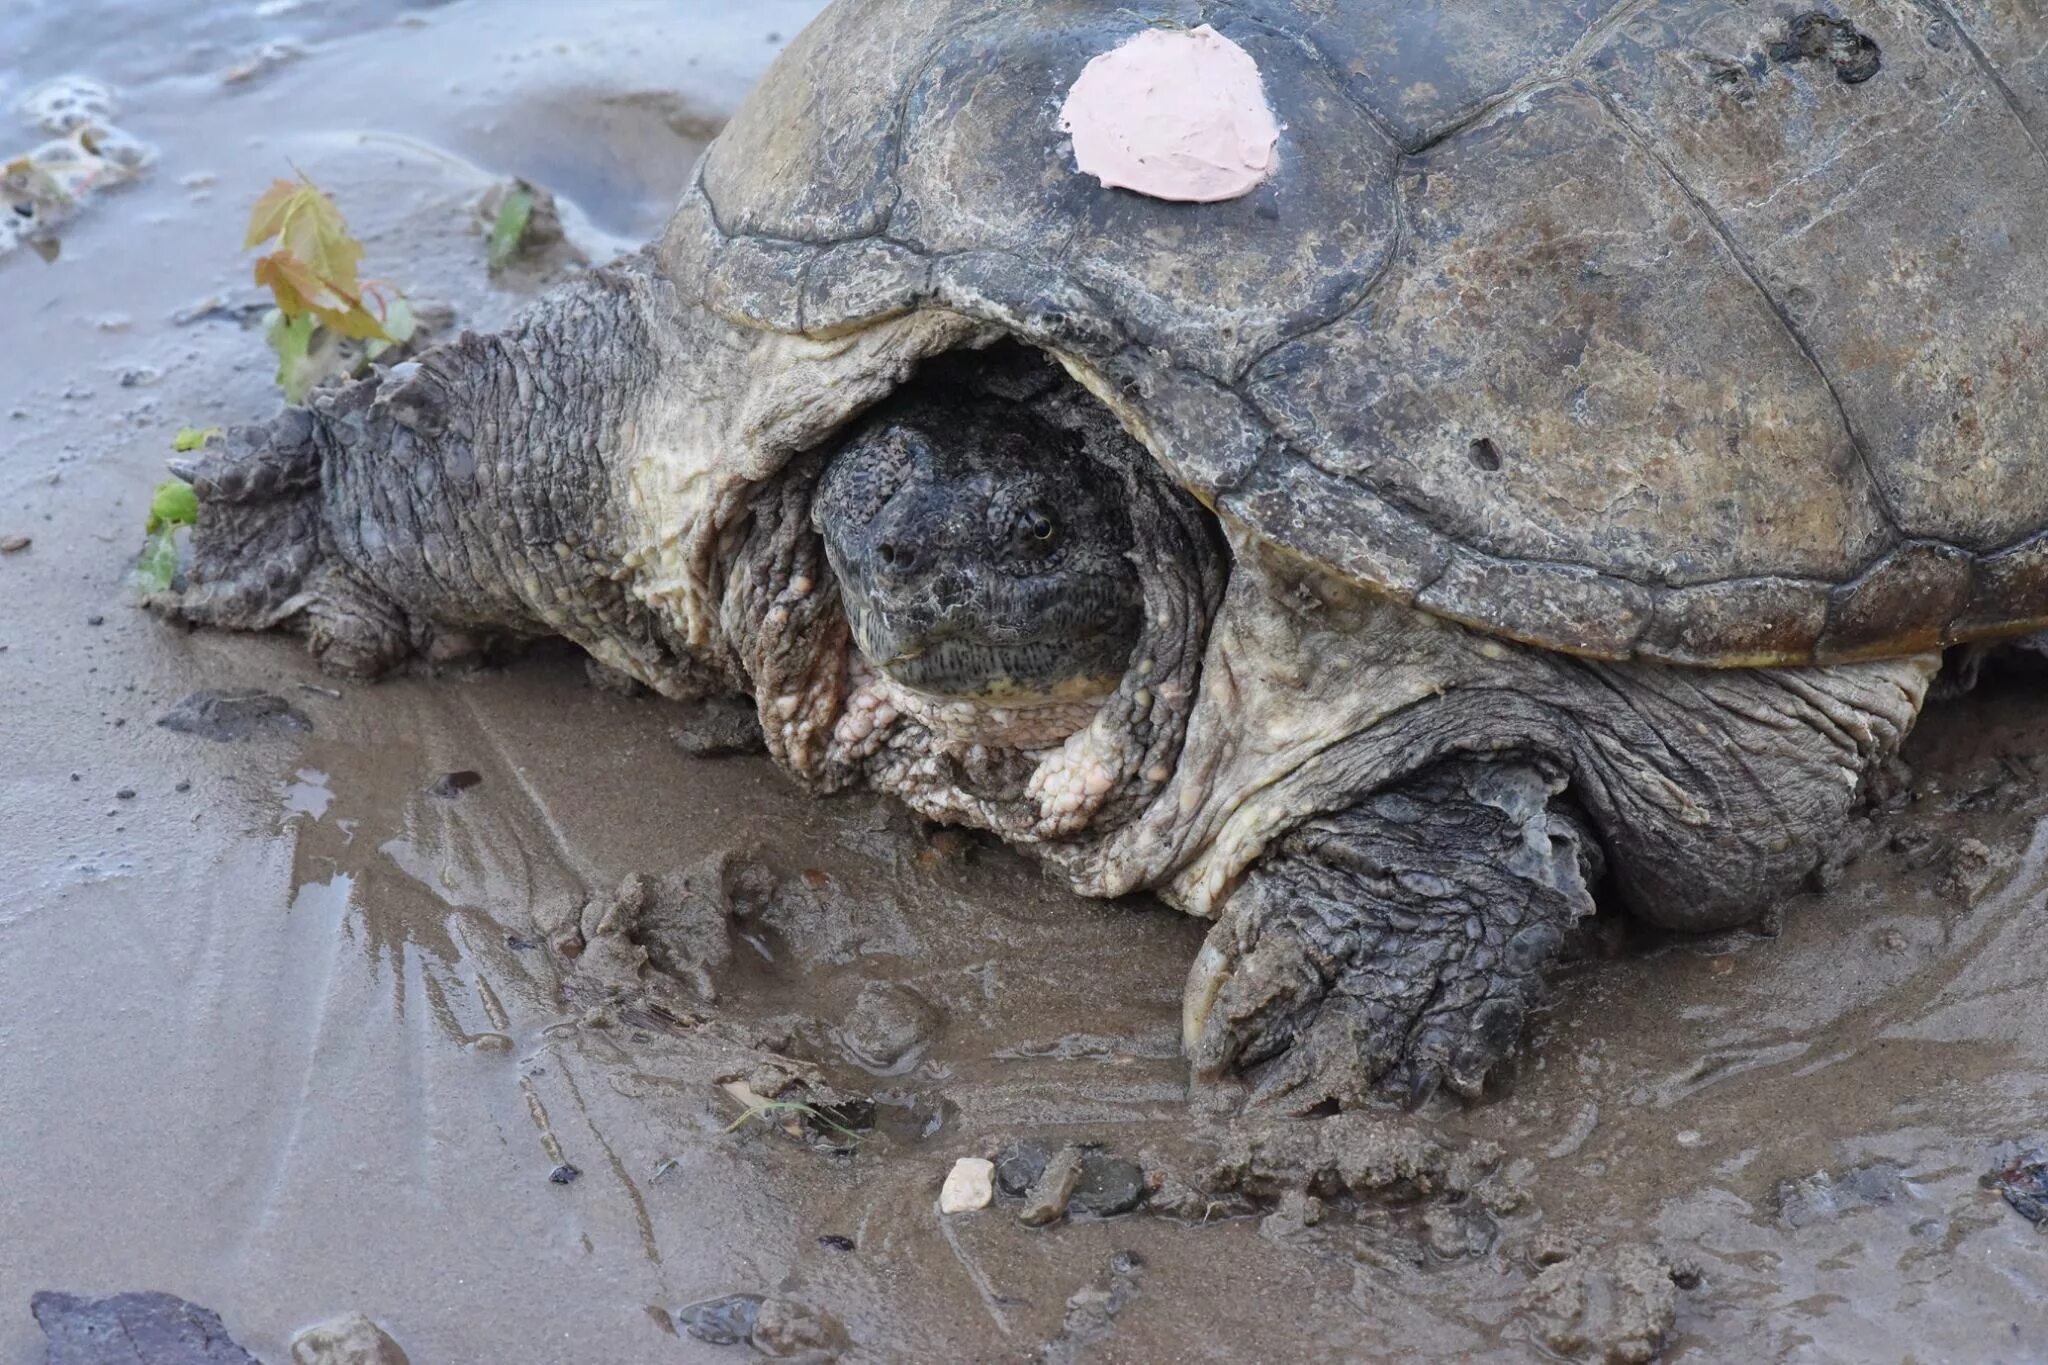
[667,0,2048,666]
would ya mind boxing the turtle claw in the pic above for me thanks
[1179,760,1599,1110]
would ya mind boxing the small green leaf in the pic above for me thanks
[136,527,179,593]
[268,310,319,402]
[381,294,416,345]
[145,480,199,534]
[487,187,535,269]
[172,427,221,452]
[363,293,415,362]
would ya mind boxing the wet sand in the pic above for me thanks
[2,3,2045,1361]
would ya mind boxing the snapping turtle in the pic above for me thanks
[158,1,2048,1107]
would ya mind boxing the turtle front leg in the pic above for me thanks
[159,258,728,699]
[1184,758,1600,1111]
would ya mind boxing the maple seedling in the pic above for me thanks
[244,175,415,400]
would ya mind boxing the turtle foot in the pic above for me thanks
[1183,759,1599,1111]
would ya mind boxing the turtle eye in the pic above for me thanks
[1008,504,1060,558]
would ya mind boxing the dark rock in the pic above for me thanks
[995,1140,1051,1198]
[671,694,766,757]
[32,1290,261,1364]
[817,1234,856,1252]
[548,1162,580,1184]
[1071,1151,1148,1217]
[85,614,104,626]
[676,1294,763,1346]
[158,689,311,742]
[115,788,135,800]
[427,770,482,799]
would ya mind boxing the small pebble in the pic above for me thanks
[941,1156,995,1214]
[0,535,29,553]
[1020,1145,1085,1227]
[115,788,135,800]
[174,780,190,793]
[548,1163,580,1184]
[817,1234,855,1252]
[85,614,104,626]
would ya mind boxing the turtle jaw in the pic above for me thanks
[842,605,1136,707]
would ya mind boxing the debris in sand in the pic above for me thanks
[547,1162,580,1184]
[426,769,483,798]
[1991,1145,2048,1226]
[220,41,307,87]
[1,535,28,553]
[289,1311,411,1365]
[671,694,768,757]
[677,1294,764,1346]
[31,1290,259,1364]
[158,688,313,742]
[4,78,156,262]
[750,1296,847,1358]
[476,178,586,279]
[940,1156,996,1213]
[1774,1161,1908,1228]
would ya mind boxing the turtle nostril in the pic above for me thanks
[878,541,918,575]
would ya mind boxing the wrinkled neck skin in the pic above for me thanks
[716,391,1227,846]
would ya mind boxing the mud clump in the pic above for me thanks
[544,857,753,1003]
[1774,1160,1908,1228]
[1201,1112,1519,1213]
[835,980,940,1071]
[1040,1251,1146,1364]
[678,1293,764,1346]
[158,688,312,742]
[749,1296,847,1359]
[1521,1233,1693,1365]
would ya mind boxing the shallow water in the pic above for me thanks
[2,3,2045,1361]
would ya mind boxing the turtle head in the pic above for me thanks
[813,393,1143,705]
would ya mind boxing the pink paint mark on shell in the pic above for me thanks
[1058,24,1280,204]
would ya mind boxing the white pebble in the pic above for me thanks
[940,1157,995,1214]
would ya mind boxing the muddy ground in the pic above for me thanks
[2,3,2046,1362]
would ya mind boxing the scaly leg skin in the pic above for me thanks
[158,255,729,699]
[1184,759,1601,1112]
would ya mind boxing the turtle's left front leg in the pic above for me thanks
[1184,758,1599,1110]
